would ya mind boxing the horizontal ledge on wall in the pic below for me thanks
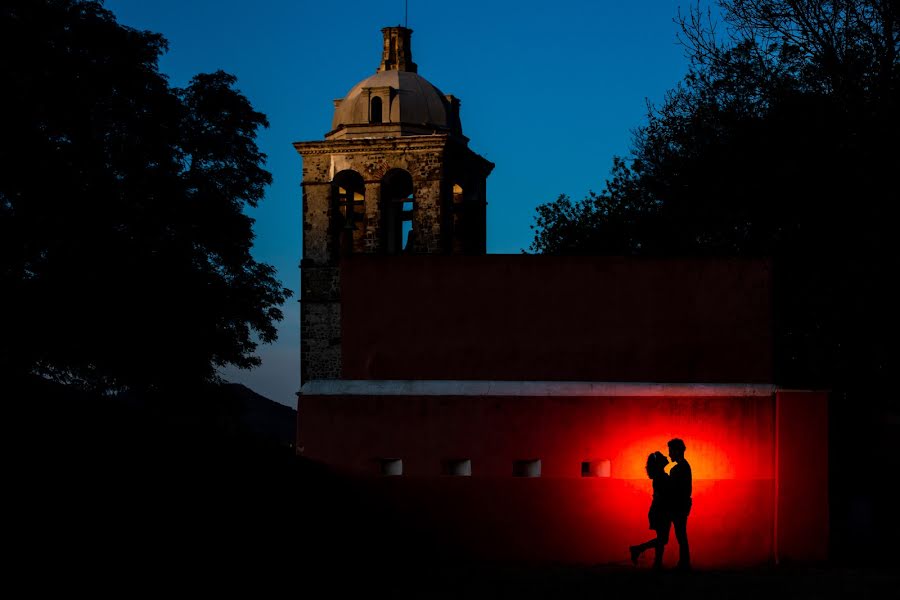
[299,380,777,397]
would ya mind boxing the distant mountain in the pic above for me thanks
[9,375,298,456]
[220,383,296,449]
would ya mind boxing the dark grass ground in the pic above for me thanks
[7,377,898,598]
[380,564,899,599]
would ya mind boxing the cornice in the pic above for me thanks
[300,380,778,397]
[294,134,452,156]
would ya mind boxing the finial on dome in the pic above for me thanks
[378,26,417,73]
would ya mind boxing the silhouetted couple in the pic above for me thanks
[629,438,692,571]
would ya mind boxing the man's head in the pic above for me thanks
[667,437,687,461]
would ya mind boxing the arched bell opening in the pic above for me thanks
[331,169,366,257]
[381,169,415,255]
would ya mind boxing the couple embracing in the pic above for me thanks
[629,438,692,571]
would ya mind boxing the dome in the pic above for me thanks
[326,27,463,140]
[331,70,459,133]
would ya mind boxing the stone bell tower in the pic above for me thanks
[294,26,495,383]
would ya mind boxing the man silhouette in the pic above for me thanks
[667,438,692,570]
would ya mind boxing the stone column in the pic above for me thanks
[412,178,443,254]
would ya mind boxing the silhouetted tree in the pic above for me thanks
[0,0,292,391]
[530,0,899,391]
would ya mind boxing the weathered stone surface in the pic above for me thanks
[300,302,341,382]
[300,266,339,303]
[296,136,493,263]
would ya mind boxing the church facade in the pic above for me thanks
[294,26,828,567]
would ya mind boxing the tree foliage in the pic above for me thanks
[0,0,292,391]
[530,0,899,389]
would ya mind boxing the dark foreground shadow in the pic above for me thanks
[6,377,899,598]
[6,376,443,595]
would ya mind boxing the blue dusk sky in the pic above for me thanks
[104,0,700,406]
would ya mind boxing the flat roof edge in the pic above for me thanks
[300,380,777,397]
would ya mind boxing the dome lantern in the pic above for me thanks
[378,26,417,73]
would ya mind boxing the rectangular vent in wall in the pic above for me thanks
[513,459,541,477]
[379,458,403,476]
[582,459,611,477]
[441,458,472,476]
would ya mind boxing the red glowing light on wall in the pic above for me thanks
[616,434,740,480]
[300,389,827,566]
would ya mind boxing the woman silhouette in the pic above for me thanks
[629,451,671,569]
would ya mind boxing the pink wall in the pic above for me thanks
[302,256,828,566]
[340,256,773,383]
[776,390,829,563]
[299,392,780,567]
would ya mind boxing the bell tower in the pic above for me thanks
[294,26,494,383]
